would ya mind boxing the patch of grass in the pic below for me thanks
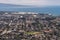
[25,32,41,35]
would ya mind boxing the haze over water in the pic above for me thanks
[0,0,60,16]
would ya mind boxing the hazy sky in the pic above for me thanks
[0,0,60,6]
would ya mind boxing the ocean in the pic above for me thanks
[0,6,60,16]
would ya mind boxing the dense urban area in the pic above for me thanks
[0,12,60,40]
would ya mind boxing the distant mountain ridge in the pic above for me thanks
[0,3,34,8]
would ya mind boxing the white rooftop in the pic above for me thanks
[13,12,38,14]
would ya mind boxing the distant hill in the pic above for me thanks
[0,3,34,8]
